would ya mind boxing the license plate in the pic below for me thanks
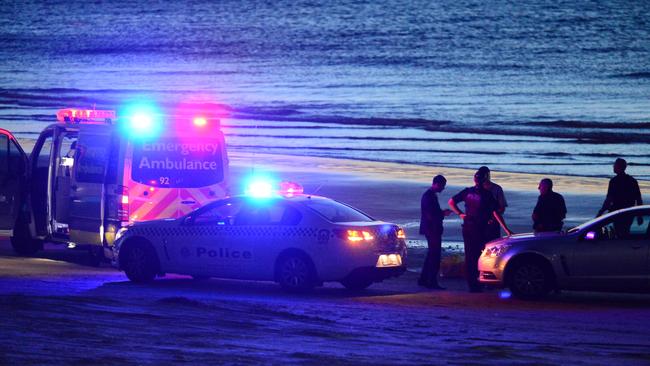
[376,254,402,268]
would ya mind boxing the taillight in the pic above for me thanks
[335,229,374,243]
[396,228,406,240]
[117,185,129,222]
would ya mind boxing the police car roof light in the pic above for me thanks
[57,108,116,124]
[279,181,304,197]
[246,180,275,198]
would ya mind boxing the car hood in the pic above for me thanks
[487,231,568,247]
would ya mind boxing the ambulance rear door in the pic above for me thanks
[0,129,28,233]
[68,124,114,246]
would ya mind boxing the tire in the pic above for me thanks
[10,220,42,256]
[508,260,552,300]
[340,277,373,291]
[276,253,316,293]
[122,242,158,283]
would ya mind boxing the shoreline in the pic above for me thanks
[229,151,650,196]
[13,137,649,195]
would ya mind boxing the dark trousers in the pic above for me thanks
[462,222,488,291]
[419,233,442,286]
[486,221,501,242]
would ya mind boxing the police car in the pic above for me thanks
[113,182,407,291]
[479,205,650,299]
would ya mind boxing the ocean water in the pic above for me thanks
[1,0,649,179]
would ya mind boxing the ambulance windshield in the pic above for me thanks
[131,137,224,188]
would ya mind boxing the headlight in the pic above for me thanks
[115,228,129,242]
[483,244,511,258]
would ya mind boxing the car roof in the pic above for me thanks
[570,205,650,232]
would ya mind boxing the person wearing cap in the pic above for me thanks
[597,158,643,237]
[418,175,452,289]
[477,166,508,241]
[448,170,513,292]
[532,178,566,232]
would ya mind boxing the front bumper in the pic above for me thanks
[478,255,506,286]
[344,265,407,283]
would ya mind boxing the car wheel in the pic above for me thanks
[509,260,552,300]
[10,219,42,256]
[122,243,158,283]
[340,277,373,291]
[277,254,316,293]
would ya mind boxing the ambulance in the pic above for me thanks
[4,106,229,262]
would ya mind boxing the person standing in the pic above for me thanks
[532,178,567,232]
[449,170,513,292]
[597,158,643,216]
[597,158,643,237]
[418,175,452,289]
[477,166,508,241]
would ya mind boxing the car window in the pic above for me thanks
[300,197,373,223]
[193,200,244,225]
[234,201,302,226]
[628,215,650,238]
[592,213,650,240]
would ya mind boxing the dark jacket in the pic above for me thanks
[533,191,567,232]
[602,173,642,212]
[419,189,443,236]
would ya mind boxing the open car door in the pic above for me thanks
[0,129,28,235]
[68,124,114,246]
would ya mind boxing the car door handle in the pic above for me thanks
[181,200,196,205]
[631,244,643,249]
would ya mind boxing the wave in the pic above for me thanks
[610,72,650,79]
[2,87,649,144]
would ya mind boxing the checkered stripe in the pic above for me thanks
[126,225,320,239]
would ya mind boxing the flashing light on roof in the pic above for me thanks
[279,181,304,197]
[193,117,207,127]
[246,179,275,198]
[56,108,116,124]
[119,103,162,139]
[130,113,154,131]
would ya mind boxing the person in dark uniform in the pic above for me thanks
[477,166,508,241]
[448,170,513,292]
[418,175,452,289]
[532,178,566,232]
[597,158,643,237]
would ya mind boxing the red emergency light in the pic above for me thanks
[279,181,304,197]
[193,117,208,127]
[57,108,116,124]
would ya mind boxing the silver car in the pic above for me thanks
[479,205,650,299]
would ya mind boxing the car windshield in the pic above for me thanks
[300,197,374,223]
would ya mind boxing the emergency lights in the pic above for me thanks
[246,179,275,198]
[193,117,207,127]
[119,103,163,139]
[56,108,116,124]
[244,178,304,199]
